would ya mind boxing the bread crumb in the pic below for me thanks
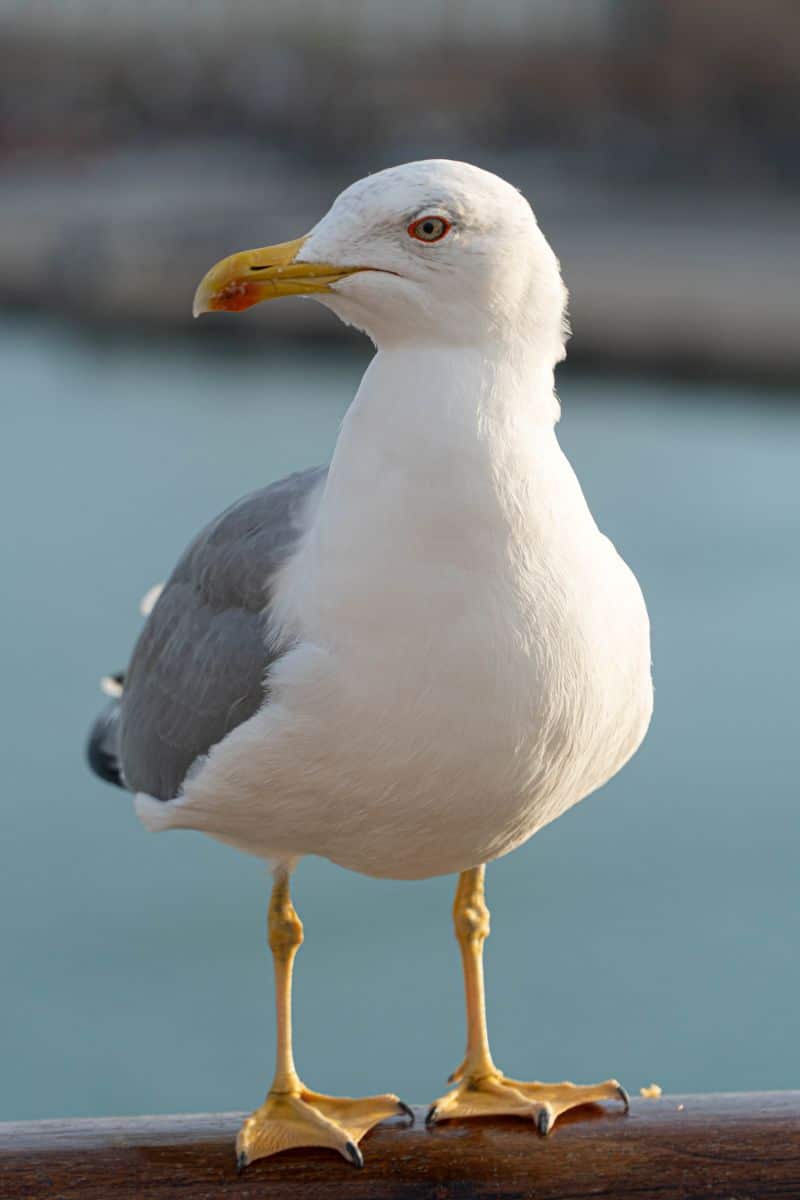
[639,1083,663,1099]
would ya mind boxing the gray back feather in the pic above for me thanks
[119,466,327,800]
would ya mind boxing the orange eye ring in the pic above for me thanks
[408,215,451,243]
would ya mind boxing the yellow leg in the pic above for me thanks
[426,865,629,1135]
[236,869,411,1171]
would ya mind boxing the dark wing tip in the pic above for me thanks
[86,700,125,788]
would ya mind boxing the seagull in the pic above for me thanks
[87,160,653,1170]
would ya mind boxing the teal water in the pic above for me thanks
[1,316,798,1121]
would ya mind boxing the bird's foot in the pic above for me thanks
[426,1070,628,1134]
[236,1084,412,1170]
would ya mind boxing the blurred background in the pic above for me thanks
[1,0,798,1123]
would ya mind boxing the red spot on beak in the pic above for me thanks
[209,280,262,312]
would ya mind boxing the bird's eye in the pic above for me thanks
[408,215,451,243]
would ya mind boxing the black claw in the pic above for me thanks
[537,1108,553,1136]
[345,1140,364,1169]
[236,1151,248,1175]
[397,1100,415,1126]
[617,1084,631,1114]
[425,1104,438,1128]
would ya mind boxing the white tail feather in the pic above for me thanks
[134,793,178,832]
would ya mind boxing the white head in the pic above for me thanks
[194,159,568,364]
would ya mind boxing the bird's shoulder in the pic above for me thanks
[172,464,328,613]
[118,465,327,800]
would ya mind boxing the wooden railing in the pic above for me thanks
[2,1092,798,1198]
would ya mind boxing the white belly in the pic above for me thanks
[155,513,652,880]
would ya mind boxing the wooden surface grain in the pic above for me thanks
[1,1092,799,1199]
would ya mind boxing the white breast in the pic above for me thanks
[157,348,652,879]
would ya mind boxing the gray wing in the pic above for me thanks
[118,465,327,800]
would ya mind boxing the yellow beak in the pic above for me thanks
[192,235,363,317]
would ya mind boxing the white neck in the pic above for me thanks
[341,342,560,456]
[273,335,599,684]
[308,341,573,592]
